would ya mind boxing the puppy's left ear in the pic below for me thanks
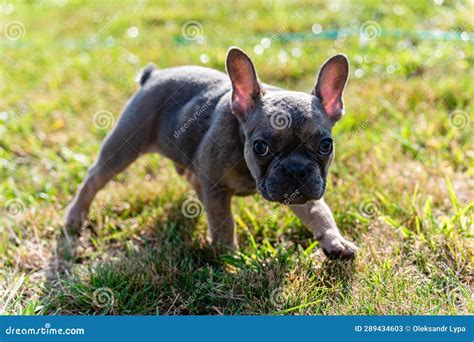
[226,47,263,119]
[312,54,349,123]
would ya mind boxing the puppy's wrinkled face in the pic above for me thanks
[226,48,349,205]
[242,93,333,204]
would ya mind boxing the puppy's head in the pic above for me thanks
[226,47,349,205]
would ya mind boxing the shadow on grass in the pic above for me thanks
[44,200,356,315]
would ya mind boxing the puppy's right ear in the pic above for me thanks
[226,47,262,118]
[312,54,349,123]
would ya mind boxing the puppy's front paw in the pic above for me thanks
[65,204,87,233]
[321,236,358,260]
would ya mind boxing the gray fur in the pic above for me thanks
[66,47,358,259]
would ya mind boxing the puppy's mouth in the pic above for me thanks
[258,181,324,205]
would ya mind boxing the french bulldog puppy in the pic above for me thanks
[66,47,358,259]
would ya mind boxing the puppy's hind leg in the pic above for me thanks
[65,95,156,232]
[65,132,142,232]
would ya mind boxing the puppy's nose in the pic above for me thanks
[282,162,309,180]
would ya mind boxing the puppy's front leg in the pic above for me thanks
[291,198,357,259]
[201,185,237,249]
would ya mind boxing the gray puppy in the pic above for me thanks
[66,47,358,259]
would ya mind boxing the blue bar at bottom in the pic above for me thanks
[0,315,472,342]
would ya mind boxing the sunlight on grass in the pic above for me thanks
[0,0,472,315]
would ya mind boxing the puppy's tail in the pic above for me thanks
[138,63,156,86]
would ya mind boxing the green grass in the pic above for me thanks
[0,0,473,315]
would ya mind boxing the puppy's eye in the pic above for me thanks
[253,140,269,156]
[318,138,333,155]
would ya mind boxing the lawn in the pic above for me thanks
[0,0,472,315]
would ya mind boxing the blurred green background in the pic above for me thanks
[0,0,472,315]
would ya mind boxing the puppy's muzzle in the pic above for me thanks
[281,161,311,182]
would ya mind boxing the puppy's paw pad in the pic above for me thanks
[322,238,358,260]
